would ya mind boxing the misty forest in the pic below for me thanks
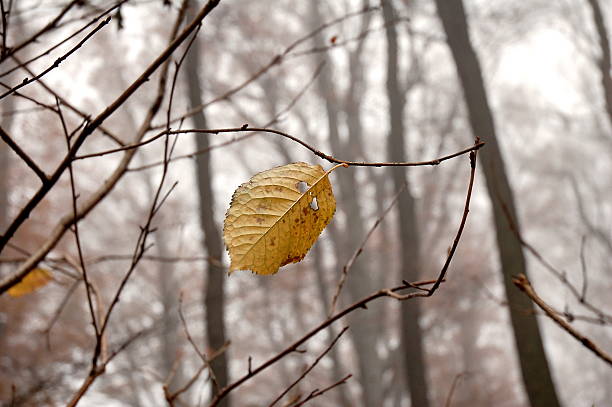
[0,0,611,406]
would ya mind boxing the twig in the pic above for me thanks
[329,182,407,316]
[268,327,349,407]
[0,0,80,63]
[57,97,99,336]
[291,374,352,407]
[207,278,439,407]
[0,125,48,182]
[65,2,202,405]
[76,126,485,168]
[0,16,112,100]
[167,299,230,405]
[444,372,467,407]
[513,273,612,366]
[126,61,327,172]
[0,0,222,295]
[155,5,380,130]
[0,1,126,79]
[579,235,588,301]
[510,220,612,324]
[177,293,220,392]
[10,54,125,146]
[42,278,80,350]
[425,145,478,297]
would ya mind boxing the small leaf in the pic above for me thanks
[8,268,53,297]
[223,162,337,275]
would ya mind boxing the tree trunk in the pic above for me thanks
[311,4,384,405]
[382,1,430,406]
[433,1,562,406]
[185,3,229,405]
[585,0,612,130]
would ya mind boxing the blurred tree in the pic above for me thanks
[310,3,385,405]
[185,8,231,407]
[382,1,430,406]
[585,0,612,129]
[433,0,562,406]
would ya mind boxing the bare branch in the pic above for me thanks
[513,274,612,366]
[268,327,349,407]
[0,125,48,182]
[0,15,112,100]
[329,182,407,316]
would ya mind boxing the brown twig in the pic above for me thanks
[268,326,349,407]
[207,278,439,407]
[290,374,352,407]
[0,0,222,295]
[444,372,467,407]
[514,226,612,324]
[425,145,478,297]
[153,5,379,130]
[178,293,220,392]
[65,2,203,404]
[0,125,48,182]
[76,126,485,167]
[329,182,407,316]
[166,294,231,405]
[11,54,125,146]
[0,0,80,63]
[0,1,126,79]
[57,97,99,336]
[0,16,112,100]
[127,61,326,172]
[513,273,612,366]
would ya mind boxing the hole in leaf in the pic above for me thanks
[310,197,319,211]
[297,181,309,194]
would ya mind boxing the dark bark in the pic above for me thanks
[586,0,612,129]
[185,3,229,405]
[433,1,562,406]
[0,127,8,232]
[310,3,384,405]
[382,1,430,406]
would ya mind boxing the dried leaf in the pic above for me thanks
[223,162,337,275]
[8,267,53,297]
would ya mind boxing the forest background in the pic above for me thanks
[0,0,611,406]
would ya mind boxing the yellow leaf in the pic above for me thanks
[223,162,339,275]
[8,267,53,297]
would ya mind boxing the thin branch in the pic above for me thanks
[579,235,588,301]
[444,372,467,407]
[42,278,80,350]
[150,5,379,130]
[0,0,80,63]
[0,16,112,100]
[126,61,327,172]
[0,1,126,79]
[290,374,352,407]
[513,274,612,366]
[425,146,477,297]
[178,293,220,392]
[57,97,99,336]
[268,326,348,407]
[76,126,485,168]
[0,0,222,294]
[166,294,231,405]
[207,279,439,407]
[329,182,407,316]
[0,125,48,182]
[11,54,125,146]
